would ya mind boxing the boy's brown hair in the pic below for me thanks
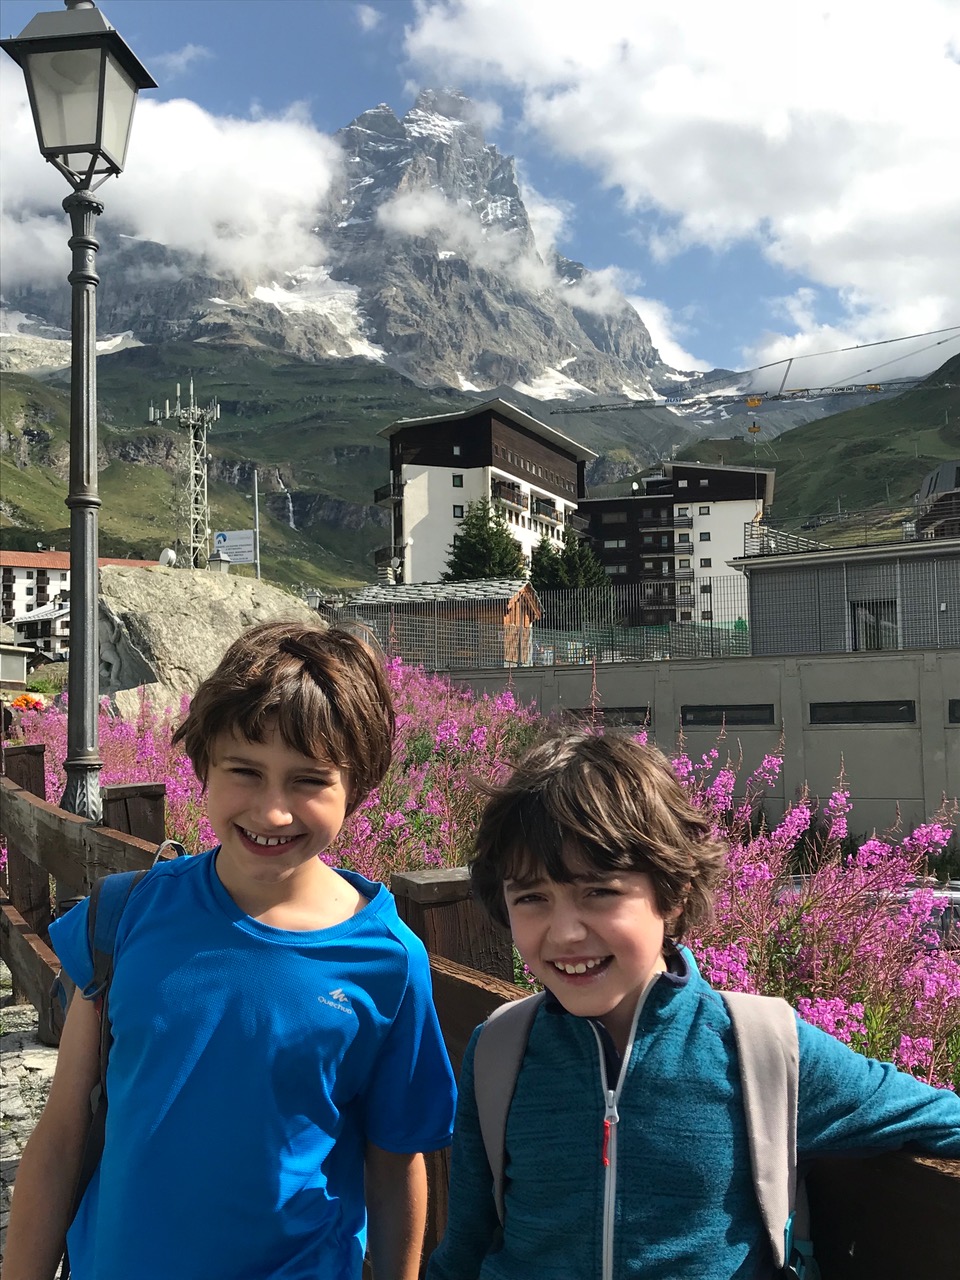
[470,730,726,940]
[172,621,395,814]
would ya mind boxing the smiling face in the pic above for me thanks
[205,722,351,897]
[504,857,675,1054]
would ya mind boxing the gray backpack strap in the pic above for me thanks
[723,992,814,1276]
[473,993,546,1227]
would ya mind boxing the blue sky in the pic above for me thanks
[2,0,959,379]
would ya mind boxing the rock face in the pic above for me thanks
[4,89,671,397]
[98,565,318,713]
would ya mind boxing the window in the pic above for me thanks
[677,506,689,516]
[601,511,628,524]
[701,610,713,621]
[677,533,691,544]
[699,505,710,515]
[949,700,960,724]
[26,570,34,579]
[60,572,67,581]
[850,599,898,651]
[680,611,693,621]
[679,558,691,568]
[603,538,627,549]
[452,445,461,456]
[494,445,501,456]
[809,701,916,725]
[700,583,712,594]
[679,585,692,596]
[604,564,628,575]
[681,704,776,726]
[26,586,34,596]
[699,479,709,487]
[453,505,464,518]
[677,480,688,489]
[452,474,463,488]
[643,560,654,570]
[700,558,712,568]
[641,507,653,518]
[642,534,654,546]
[699,532,711,542]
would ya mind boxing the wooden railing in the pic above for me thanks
[1,746,957,1277]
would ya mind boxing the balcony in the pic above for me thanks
[374,478,404,505]
[673,567,694,581]
[565,511,589,532]
[671,515,693,529]
[491,481,528,511]
[532,498,560,523]
[374,544,406,568]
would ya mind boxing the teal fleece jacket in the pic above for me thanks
[426,955,960,1280]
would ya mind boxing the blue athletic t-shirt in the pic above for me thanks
[49,850,456,1280]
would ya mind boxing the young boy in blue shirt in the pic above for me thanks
[5,622,456,1280]
[427,731,960,1280]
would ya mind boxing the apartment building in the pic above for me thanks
[578,462,775,624]
[375,399,596,583]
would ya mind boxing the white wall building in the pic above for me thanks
[375,399,596,583]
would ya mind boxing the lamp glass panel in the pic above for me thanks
[26,48,102,151]
[100,54,137,167]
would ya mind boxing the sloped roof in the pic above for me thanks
[378,397,597,462]
[0,550,157,571]
[11,601,71,624]
[347,579,537,606]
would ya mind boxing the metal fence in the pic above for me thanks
[329,577,752,671]
[746,495,960,556]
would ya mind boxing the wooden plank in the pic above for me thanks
[1,744,52,996]
[0,897,61,1045]
[394,870,514,983]
[101,782,166,846]
[807,1151,960,1278]
[1,777,90,897]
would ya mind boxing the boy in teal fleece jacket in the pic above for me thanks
[426,731,960,1280]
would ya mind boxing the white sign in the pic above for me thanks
[213,529,256,564]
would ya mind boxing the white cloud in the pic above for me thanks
[405,0,960,353]
[627,296,712,371]
[356,5,383,32]
[150,44,213,79]
[516,168,571,258]
[0,69,342,286]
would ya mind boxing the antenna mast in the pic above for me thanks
[148,377,220,567]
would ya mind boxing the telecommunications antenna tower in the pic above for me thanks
[148,378,220,567]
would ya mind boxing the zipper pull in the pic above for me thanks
[602,1089,619,1167]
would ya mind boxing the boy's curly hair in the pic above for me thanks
[172,621,395,814]
[470,730,726,940]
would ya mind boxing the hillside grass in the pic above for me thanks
[674,355,960,523]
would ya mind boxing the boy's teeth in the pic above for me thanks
[243,828,295,847]
[553,958,605,975]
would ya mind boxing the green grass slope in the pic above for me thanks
[674,355,960,523]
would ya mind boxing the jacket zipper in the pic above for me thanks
[590,973,662,1280]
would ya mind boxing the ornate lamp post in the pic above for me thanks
[2,1,155,820]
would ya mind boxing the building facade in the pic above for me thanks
[375,399,596,583]
[578,462,774,625]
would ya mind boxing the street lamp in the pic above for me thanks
[2,1,155,821]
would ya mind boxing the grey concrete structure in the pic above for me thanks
[451,648,960,835]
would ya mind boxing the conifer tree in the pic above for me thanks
[559,530,608,588]
[442,499,525,581]
[529,535,566,591]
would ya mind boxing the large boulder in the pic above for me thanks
[98,566,318,715]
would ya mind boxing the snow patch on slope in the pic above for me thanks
[252,268,386,361]
[513,365,593,400]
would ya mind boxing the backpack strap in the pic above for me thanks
[723,992,816,1278]
[474,992,545,1227]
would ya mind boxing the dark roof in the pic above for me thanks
[378,397,597,462]
[348,579,537,605]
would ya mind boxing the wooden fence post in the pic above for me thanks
[1,745,52,1002]
[101,782,166,846]
[391,867,514,983]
